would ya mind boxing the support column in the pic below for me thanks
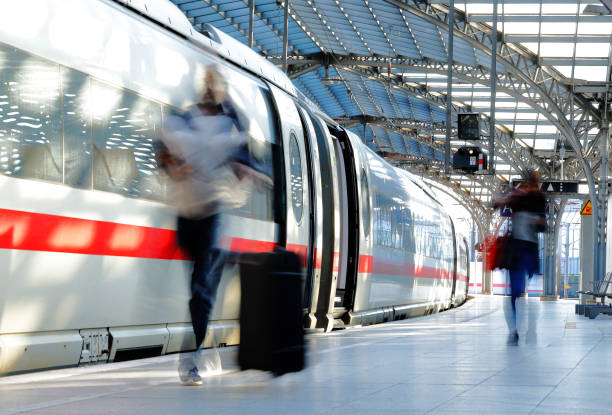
[482,211,492,295]
[282,0,289,73]
[248,0,255,49]
[542,200,563,300]
[444,0,454,176]
[580,214,594,304]
[598,123,609,279]
[488,0,498,175]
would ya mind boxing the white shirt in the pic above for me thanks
[162,107,249,218]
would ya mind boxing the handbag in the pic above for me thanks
[484,233,510,271]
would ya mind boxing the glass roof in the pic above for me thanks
[170,0,608,210]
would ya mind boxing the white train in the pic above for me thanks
[0,0,469,375]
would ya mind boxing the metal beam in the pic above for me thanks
[248,0,255,49]
[506,34,612,43]
[429,0,591,3]
[383,0,602,283]
[335,115,447,132]
[445,0,455,176]
[540,57,610,67]
[468,14,612,23]
[282,0,289,73]
[489,0,498,175]
[271,54,550,173]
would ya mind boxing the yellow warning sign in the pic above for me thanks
[581,199,592,216]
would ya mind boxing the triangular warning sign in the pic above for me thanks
[547,183,554,192]
[581,199,592,216]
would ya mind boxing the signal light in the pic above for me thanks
[452,146,487,173]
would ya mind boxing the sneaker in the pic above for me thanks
[507,331,519,345]
[195,348,222,375]
[179,367,203,386]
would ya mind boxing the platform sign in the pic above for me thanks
[511,180,579,194]
[540,180,579,194]
[500,205,512,217]
[581,199,592,216]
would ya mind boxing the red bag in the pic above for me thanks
[484,234,509,271]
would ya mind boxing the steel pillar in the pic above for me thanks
[488,0,498,175]
[580,214,594,304]
[444,0,454,176]
[248,0,255,49]
[598,123,609,280]
[282,0,289,73]
[482,211,493,294]
[543,200,564,299]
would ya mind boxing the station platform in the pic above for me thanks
[1,295,610,415]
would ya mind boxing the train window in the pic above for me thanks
[62,67,92,189]
[361,169,370,238]
[91,79,164,200]
[223,69,277,222]
[289,132,303,223]
[0,44,62,183]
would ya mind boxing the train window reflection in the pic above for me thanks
[62,67,92,189]
[361,170,370,238]
[289,132,303,223]
[224,74,276,222]
[0,44,62,183]
[91,79,164,200]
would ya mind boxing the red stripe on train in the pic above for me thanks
[0,208,188,259]
[0,209,470,282]
[358,254,467,281]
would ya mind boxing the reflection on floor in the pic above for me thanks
[2,295,610,414]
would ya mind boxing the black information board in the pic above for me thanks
[512,180,579,194]
[458,113,480,140]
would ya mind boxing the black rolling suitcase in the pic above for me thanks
[238,247,305,375]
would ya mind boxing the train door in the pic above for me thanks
[266,85,313,300]
[306,114,341,332]
[295,105,321,319]
[328,127,359,312]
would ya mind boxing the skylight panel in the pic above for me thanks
[539,42,576,57]
[465,4,493,14]
[513,125,536,134]
[554,66,574,78]
[516,112,539,120]
[536,125,558,134]
[577,22,612,35]
[576,43,611,57]
[503,4,540,14]
[452,91,474,97]
[521,43,539,54]
[533,139,556,150]
[502,22,540,35]
[496,112,517,119]
[541,4,579,14]
[541,22,577,35]
[573,66,608,81]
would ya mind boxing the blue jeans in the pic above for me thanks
[177,214,225,349]
[505,239,538,332]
